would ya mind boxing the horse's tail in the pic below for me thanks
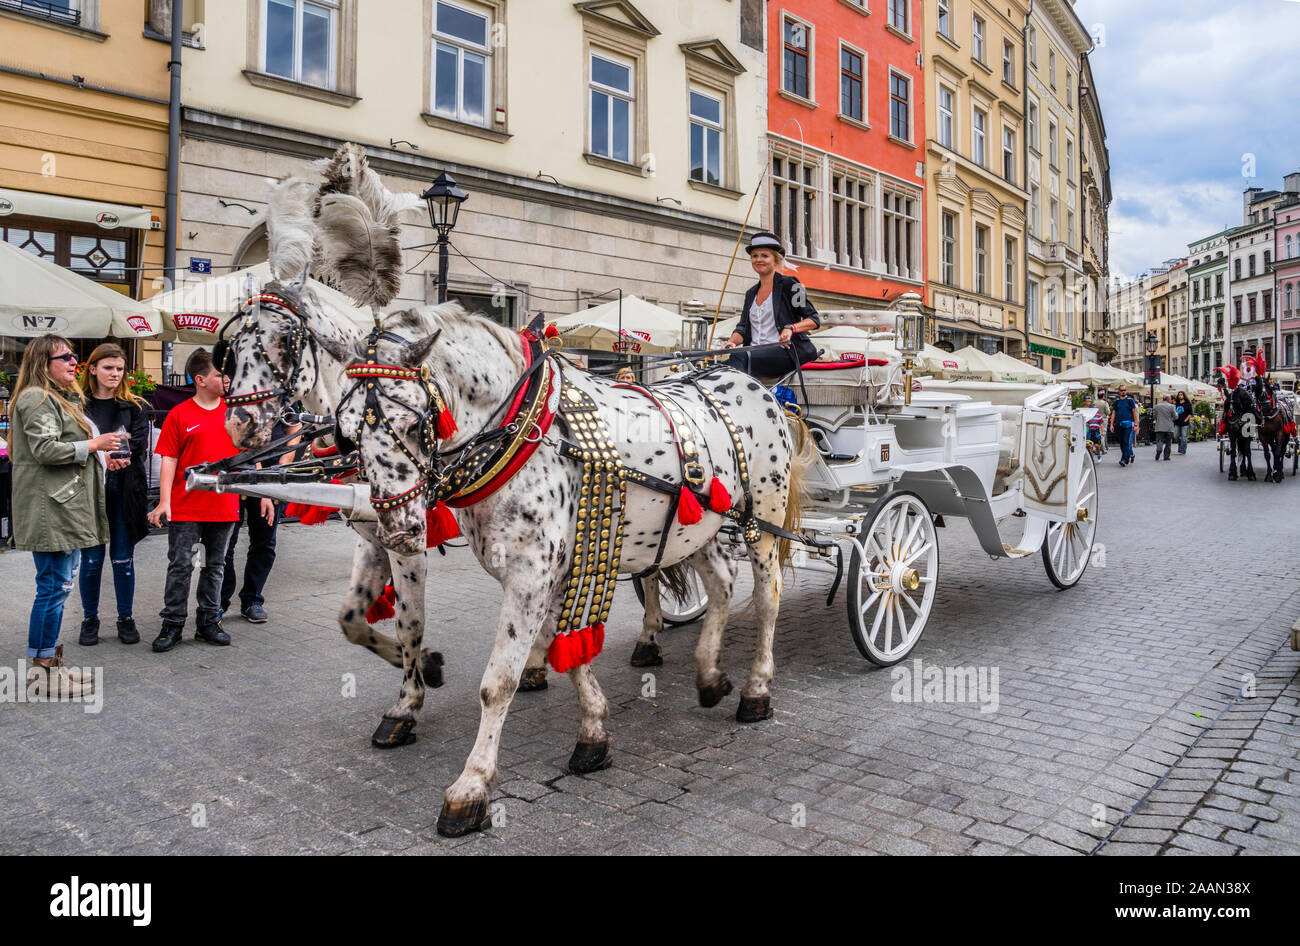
[657,561,695,608]
[778,411,815,571]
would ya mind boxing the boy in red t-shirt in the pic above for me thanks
[147,349,243,652]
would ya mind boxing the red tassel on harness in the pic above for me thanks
[426,500,460,548]
[1218,421,1227,436]
[436,409,458,440]
[365,583,396,624]
[678,487,703,525]
[543,324,559,339]
[299,504,336,525]
[547,632,573,673]
[708,477,731,513]
[589,622,605,657]
[284,502,308,519]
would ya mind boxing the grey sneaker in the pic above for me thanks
[241,605,268,624]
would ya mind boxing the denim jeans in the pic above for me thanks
[160,520,237,629]
[222,497,280,612]
[28,550,80,658]
[80,478,135,621]
[1177,425,1189,454]
[1117,421,1135,463]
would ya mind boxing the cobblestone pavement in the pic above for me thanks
[1,439,1297,855]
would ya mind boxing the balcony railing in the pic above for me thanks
[0,0,81,25]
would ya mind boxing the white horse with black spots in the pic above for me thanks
[324,302,810,837]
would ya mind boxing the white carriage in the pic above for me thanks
[638,296,1100,666]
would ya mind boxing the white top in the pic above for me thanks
[749,291,778,345]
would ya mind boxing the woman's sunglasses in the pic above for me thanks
[49,352,78,364]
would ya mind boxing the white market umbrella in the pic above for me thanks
[988,350,1055,383]
[1056,362,1142,387]
[805,326,969,374]
[552,295,694,355]
[0,240,162,339]
[149,261,375,342]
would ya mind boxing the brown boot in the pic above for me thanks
[28,657,95,699]
[51,645,95,690]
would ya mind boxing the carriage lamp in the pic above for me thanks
[421,172,469,304]
[1145,331,1158,357]
[893,291,926,405]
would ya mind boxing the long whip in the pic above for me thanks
[708,163,770,348]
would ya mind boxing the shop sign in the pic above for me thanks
[174,313,220,334]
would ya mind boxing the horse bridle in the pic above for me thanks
[336,327,453,512]
[214,291,319,419]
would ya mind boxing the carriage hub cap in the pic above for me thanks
[1076,508,1089,523]
[900,567,920,591]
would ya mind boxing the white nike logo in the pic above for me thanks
[186,424,201,432]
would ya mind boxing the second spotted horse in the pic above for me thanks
[326,303,811,836]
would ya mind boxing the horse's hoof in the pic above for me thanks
[422,650,445,689]
[371,715,417,749]
[567,738,613,774]
[629,641,663,667]
[436,796,490,837]
[518,667,549,692]
[736,694,774,723]
[697,674,734,708]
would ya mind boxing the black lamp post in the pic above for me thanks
[1144,330,1159,443]
[421,172,468,304]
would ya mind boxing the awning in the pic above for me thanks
[0,187,155,231]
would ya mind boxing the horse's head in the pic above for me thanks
[334,307,464,555]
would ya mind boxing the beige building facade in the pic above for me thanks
[923,0,1029,357]
[174,0,767,364]
[1023,0,1090,374]
[1077,53,1111,363]
[1166,261,1188,377]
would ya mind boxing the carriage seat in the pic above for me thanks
[992,404,1023,495]
[794,356,901,408]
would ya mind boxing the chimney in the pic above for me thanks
[1244,186,1262,222]
[1285,172,1300,194]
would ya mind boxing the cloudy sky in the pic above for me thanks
[1076,0,1300,280]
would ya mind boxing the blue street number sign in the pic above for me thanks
[189,257,212,274]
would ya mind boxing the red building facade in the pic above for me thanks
[765,0,927,312]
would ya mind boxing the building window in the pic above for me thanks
[783,17,810,99]
[1249,255,1256,277]
[1066,137,1074,181]
[1029,184,1040,235]
[264,0,339,88]
[975,224,988,296]
[1004,236,1016,302]
[1067,209,1075,246]
[1048,48,1055,88]
[589,52,634,163]
[1049,198,1059,242]
[972,108,987,167]
[1002,40,1014,84]
[1027,279,1039,329]
[937,0,950,38]
[771,151,819,259]
[941,210,957,285]
[1235,258,1241,279]
[1288,235,1294,258]
[938,85,954,149]
[1234,298,1242,323]
[889,71,911,141]
[1264,249,1271,266]
[1048,120,1058,166]
[830,168,873,270]
[1028,25,1037,65]
[431,0,491,126]
[972,15,985,63]
[1066,72,1073,108]
[1249,295,1257,321]
[887,0,909,34]
[1216,274,1223,296]
[1288,283,1294,312]
[1263,291,1271,320]
[689,88,723,186]
[1027,98,1038,150]
[1047,286,1057,334]
[1002,127,1015,183]
[1193,281,1200,302]
[840,46,863,122]
[881,185,919,280]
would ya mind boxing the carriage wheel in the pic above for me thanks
[633,564,709,627]
[1042,454,1099,589]
[845,492,939,666]
[1292,440,1299,477]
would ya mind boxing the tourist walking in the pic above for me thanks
[1110,386,1139,466]
[1153,394,1178,461]
[147,349,241,652]
[1094,393,1110,453]
[8,335,121,696]
[1173,391,1192,455]
[75,343,150,645]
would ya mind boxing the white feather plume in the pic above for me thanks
[265,176,320,281]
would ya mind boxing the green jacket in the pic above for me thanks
[9,387,109,552]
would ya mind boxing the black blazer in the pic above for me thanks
[101,397,151,546]
[735,273,821,365]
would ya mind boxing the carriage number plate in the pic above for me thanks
[880,444,890,463]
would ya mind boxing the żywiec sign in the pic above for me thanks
[173,313,220,334]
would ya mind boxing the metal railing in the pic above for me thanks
[0,0,81,26]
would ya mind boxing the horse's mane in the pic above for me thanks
[380,303,525,371]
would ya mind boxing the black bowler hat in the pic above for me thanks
[745,231,785,257]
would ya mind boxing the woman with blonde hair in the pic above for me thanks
[75,342,151,645]
[9,334,122,694]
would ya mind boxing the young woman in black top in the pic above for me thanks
[75,343,150,645]
[720,232,820,379]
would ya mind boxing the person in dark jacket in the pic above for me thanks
[720,231,820,379]
[1173,391,1192,455]
[75,343,150,645]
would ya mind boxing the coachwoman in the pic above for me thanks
[720,231,820,379]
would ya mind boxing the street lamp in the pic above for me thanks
[1144,330,1159,443]
[893,291,926,406]
[420,171,468,304]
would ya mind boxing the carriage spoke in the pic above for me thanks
[883,593,895,653]
[900,514,924,560]
[900,588,922,616]
[901,542,933,568]
[893,597,910,645]
[869,589,888,642]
